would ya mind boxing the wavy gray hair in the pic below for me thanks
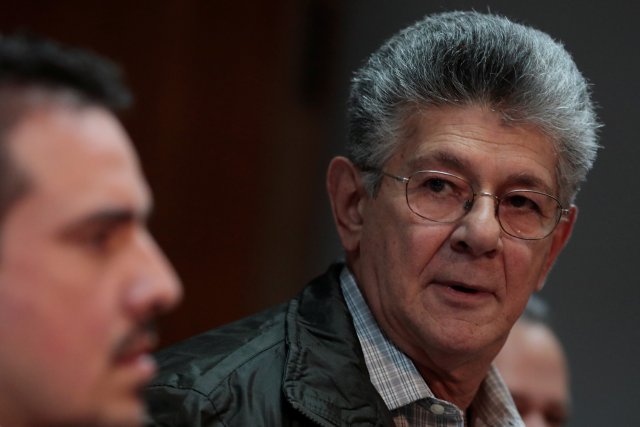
[347,11,600,204]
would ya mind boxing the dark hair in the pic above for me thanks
[0,33,132,223]
[0,33,131,110]
[348,11,600,204]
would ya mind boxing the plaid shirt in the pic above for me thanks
[340,267,523,427]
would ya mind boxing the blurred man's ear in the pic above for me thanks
[326,156,368,254]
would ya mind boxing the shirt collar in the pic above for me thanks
[340,265,431,409]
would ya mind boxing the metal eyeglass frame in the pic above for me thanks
[378,169,570,240]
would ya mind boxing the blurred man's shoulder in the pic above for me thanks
[149,302,289,394]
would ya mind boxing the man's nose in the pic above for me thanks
[450,193,502,257]
[124,231,183,320]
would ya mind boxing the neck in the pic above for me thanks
[414,351,496,411]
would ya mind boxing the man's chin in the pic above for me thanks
[85,355,156,426]
[57,393,148,427]
[102,392,150,427]
[71,405,147,427]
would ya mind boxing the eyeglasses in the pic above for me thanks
[379,170,569,240]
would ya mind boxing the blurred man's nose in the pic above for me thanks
[124,231,182,320]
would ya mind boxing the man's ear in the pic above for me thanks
[326,156,368,253]
[536,205,578,291]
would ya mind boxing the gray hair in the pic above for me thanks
[347,11,600,204]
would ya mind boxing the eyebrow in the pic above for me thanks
[407,150,469,172]
[503,172,555,194]
[58,207,148,240]
[406,150,555,194]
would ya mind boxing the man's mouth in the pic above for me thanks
[435,278,494,301]
[114,322,158,365]
[449,284,479,294]
[111,330,158,386]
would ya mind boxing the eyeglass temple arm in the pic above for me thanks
[380,171,409,184]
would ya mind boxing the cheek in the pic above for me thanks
[0,222,128,406]
[359,196,453,307]
[0,277,118,412]
[503,241,552,304]
[366,222,451,296]
[395,222,453,283]
[35,279,121,403]
[2,248,121,368]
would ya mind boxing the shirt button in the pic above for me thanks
[430,403,445,415]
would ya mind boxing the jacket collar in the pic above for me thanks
[282,263,394,426]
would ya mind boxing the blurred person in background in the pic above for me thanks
[0,35,182,427]
[495,296,571,427]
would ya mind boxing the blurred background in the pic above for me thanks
[1,1,637,425]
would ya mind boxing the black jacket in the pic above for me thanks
[145,264,395,426]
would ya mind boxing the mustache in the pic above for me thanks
[113,320,159,361]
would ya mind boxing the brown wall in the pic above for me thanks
[0,0,342,346]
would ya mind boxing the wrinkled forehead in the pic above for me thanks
[392,105,559,188]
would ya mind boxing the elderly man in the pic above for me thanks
[146,11,598,426]
[0,35,182,426]
[495,298,571,427]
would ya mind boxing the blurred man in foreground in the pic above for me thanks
[0,35,182,426]
[495,297,570,427]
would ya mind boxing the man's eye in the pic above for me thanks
[504,194,540,212]
[69,227,115,254]
[425,178,447,192]
[87,229,112,250]
[78,225,125,253]
[421,177,461,194]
